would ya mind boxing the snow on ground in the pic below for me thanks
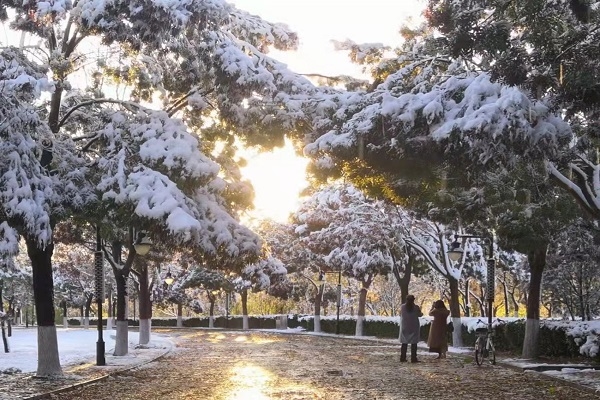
[0,327,170,373]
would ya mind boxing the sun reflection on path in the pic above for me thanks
[225,363,271,400]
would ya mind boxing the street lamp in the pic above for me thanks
[134,231,152,256]
[95,225,105,366]
[447,233,496,329]
[164,268,174,285]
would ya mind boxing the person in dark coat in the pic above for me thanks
[399,295,422,362]
[428,299,450,359]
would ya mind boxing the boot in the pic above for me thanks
[400,343,408,362]
[410,343,418,363]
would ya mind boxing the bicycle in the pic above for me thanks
[474,318,500,365]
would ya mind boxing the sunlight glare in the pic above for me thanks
[225,364,271,400]
[241,140,308,223]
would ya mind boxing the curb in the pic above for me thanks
[495,359,600,397]
[24,338,174,400]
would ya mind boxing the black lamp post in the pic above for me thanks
[447,233,495,329]
[95,225,105,366]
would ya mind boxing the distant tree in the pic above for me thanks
[293,184,397,336]
[544,220,600,320]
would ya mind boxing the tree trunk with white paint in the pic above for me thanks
[208,316,214,328]
[36,326,62,377]
[355,315,365,336]
[139,319,151,345]
[114,320,129,356]
[448,277,463,347]
[113,266,129,356]
[177,303,183,328]
[355,286,368,336]
[241,290,248,330]
[107,287,113,330]
[26,239,63,378]
[314,315,321,333]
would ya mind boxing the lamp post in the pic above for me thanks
[95,225,105,366]
[447,233,495,329]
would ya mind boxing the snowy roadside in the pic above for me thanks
[0,327,172,374]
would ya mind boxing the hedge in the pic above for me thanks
[67,315,598,361]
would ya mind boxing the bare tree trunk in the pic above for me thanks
[26,239,63,378]
[7,296,13,336]
[208,292,215,328]
[502,280,509,317]
[106,286,113,330]
[510,289,520,317]
[463,279,471,317]
[392,250,415,304]
[61,299,68,328]
[84,293,92,328]
[522,244,547,359]
[0,285,8,353]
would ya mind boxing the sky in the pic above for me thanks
[237,0,426,222]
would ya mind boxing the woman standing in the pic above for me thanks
[428,300,450,359]
[399,295,422,363]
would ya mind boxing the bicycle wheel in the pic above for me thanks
[474,337,485,366]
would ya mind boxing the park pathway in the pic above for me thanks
[46,330,598,400]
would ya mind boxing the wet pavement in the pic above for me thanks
[9,329,598,400]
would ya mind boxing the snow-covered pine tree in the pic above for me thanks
[303,0,594,359]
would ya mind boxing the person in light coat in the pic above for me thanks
[428,299,450,359]
[399,295,422,362]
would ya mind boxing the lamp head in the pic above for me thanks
[447,240,464,262]
[164,271,174,285]
[134,232,152,256]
